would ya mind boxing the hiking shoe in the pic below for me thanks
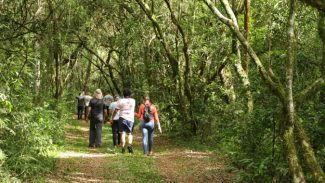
[128,146,133,153]
[121,147,125,154]
[88,144,95,148]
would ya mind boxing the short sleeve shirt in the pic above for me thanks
[116,98,135,122]
[76,96,85,107]
[84,95,92,106]
[109,101,120,120]
[89,98,104,122]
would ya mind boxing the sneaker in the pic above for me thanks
[128,146,133,153]
[121,147,125,154]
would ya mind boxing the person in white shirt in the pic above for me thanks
[112,88,135,153]
[108,96,121,147]
[83,93,92,120]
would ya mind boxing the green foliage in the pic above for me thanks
[0,0,324,182]
[1,104,65,179]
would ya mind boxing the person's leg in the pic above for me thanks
[77,106,82,119]
[89,121,96,147]
[120,132,126,152]
[84,106,88,120]
[141,122,149,154]
[118,118,126,152]
[148,122,155,154]
[80,107,84,119]
[117,122,121,146]
[95,122,103,147]
[112,120,119,146]
[126,120,134,153]
[128,133,133,147]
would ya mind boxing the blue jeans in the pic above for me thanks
[141,121,155,154]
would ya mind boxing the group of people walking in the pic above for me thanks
[76,88,162,156]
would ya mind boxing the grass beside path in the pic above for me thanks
[39,117,234,183]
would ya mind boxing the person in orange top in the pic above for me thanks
[135,96,162,156]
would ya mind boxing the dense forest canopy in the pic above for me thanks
[0,0,324,182]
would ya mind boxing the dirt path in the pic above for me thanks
[45,119,234,183]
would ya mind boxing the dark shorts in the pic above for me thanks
[118,117,134,134]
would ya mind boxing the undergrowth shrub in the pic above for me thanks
[0,94,65,180]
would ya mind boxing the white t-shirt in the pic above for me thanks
[84,95,92,106]
[109,101,120,120]
[116,98,135,122]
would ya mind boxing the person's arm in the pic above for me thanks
[111,101,120,123]
[153,106,162,134]
[135,104,144,118]
[86,107,91,122]
[103,108,108,123]
[107,107,115,125]
[108,109,112,119]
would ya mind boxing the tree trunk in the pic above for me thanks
[229,1,253,112]
[283,123,306,183]
[34,38,41,104]
[295,117,325,183]
[83,59,92,93]
[285,1,306,182]
[243,0,250,73]
[319,12,325,103]
[35,58,41,102]
[219,65,236,103]
[204,1,324,182]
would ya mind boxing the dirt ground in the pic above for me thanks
[45,118,234,183]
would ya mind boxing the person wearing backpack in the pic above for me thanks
[136,96,162,156]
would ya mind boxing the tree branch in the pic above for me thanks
[204,0,286,103]
[299,0,325,13]
[294,78,325,107]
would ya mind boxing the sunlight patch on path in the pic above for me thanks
[65,124,89,132]
[57,151,116,158]
[183,149,212,158]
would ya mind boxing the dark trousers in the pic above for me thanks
[84,106,89,120]
[89,121,103,147]
[77,106,84,119]
[112,120,121,146]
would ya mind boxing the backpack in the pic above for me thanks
[143,105,153,122]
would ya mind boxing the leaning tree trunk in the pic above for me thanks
[243,0,250,73]
[223,0,253,112]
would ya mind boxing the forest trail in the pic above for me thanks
[45,117,234,183]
